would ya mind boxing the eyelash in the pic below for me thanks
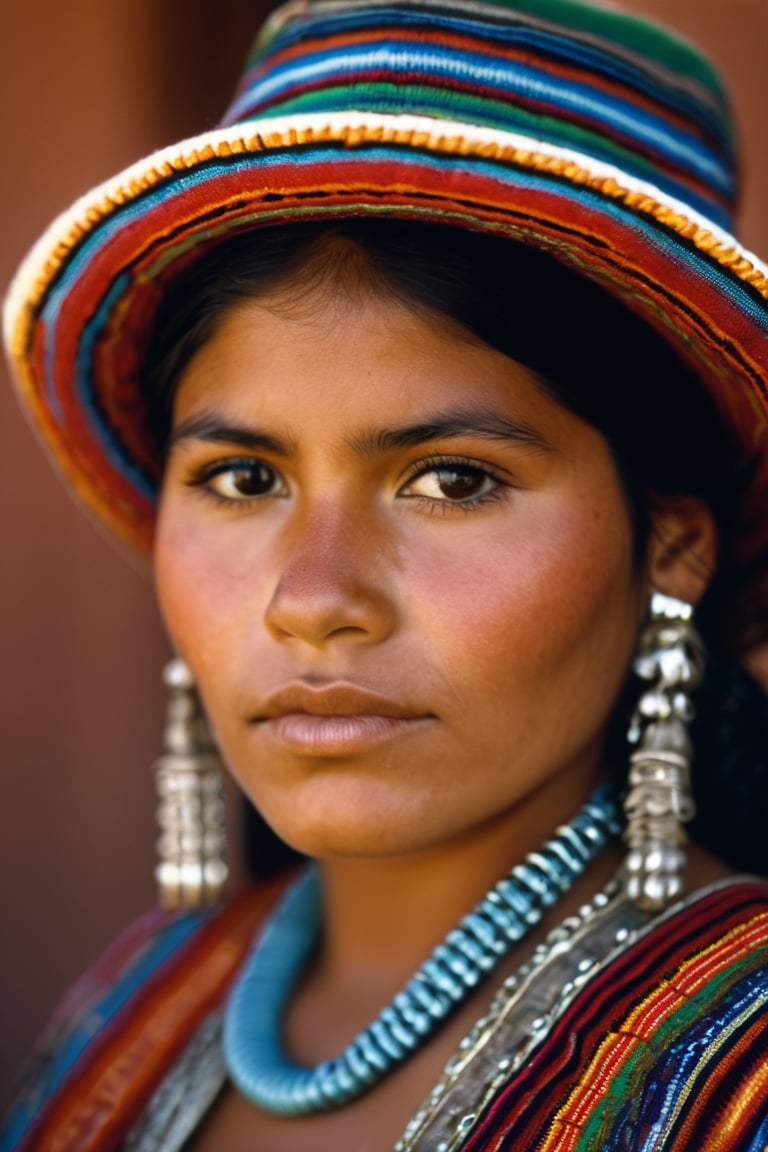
[185,454,508,513]
[401,455,507,513]
[185,457,286,507]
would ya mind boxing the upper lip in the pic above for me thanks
[255,682,428,720]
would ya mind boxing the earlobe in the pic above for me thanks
[646,496,718,607]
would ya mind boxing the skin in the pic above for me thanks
[154,272,722,1150]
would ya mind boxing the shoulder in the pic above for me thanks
[0,875,292,1152]
[564,878,768,1149]
[462,878,768,1152]
[602,878,768,1143]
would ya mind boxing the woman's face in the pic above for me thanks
[155,282,649,860]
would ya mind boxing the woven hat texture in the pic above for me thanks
[4,0,768,638]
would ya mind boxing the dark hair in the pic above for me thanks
[147,220,743,582]
[145,218,768,875]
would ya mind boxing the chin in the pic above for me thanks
[248,786,438,861]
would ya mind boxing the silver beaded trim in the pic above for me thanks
[125,1014,227,1152]
[395,877,647,1151]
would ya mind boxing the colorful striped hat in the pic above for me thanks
[4,0,768,638]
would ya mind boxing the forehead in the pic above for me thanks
[171,288,580,451]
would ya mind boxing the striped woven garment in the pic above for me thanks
[0,876,291,1152]
[2,877,768,1151]
[461,881,768,1151]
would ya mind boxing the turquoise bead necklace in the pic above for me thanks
[223,786,621,1115]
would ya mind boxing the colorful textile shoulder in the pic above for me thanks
[453,879,768,1152]
[5,877,768,1152]
[0,874,292,1152]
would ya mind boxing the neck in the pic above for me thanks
[225,781,622,1114]
[314,768,611,985]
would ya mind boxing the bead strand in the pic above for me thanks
[224,786,621,1115]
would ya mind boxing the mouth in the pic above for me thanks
[253,682,433,755]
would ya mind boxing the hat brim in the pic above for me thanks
[5,111,768,634]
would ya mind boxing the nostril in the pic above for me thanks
[263,552,395,647]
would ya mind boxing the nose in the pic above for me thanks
[264,500,397,648]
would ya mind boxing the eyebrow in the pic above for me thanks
[167,411,296,456]
[167,405,552,458]
[347,406,552,456]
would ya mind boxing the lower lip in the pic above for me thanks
[258,714,430,755]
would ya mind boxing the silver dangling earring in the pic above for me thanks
[624,592,705,913]
[153,658,229,908]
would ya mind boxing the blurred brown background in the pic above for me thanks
[0,0,766,1106]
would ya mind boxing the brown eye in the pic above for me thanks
[207,460,285,501]
[434,466,489,500]
[404,463,497,504]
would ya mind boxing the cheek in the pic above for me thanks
[411,493,640,706]
[154,505,259,672]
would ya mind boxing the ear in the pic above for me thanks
[646,496,718,607]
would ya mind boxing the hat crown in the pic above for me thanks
[222,0,738,229]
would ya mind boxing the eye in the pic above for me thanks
[195,458,286,503]
[402,460,500,505]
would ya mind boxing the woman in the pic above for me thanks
[3,0,768,1149]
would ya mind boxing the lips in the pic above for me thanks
[253,682,432,755]
[258,682,425,720]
